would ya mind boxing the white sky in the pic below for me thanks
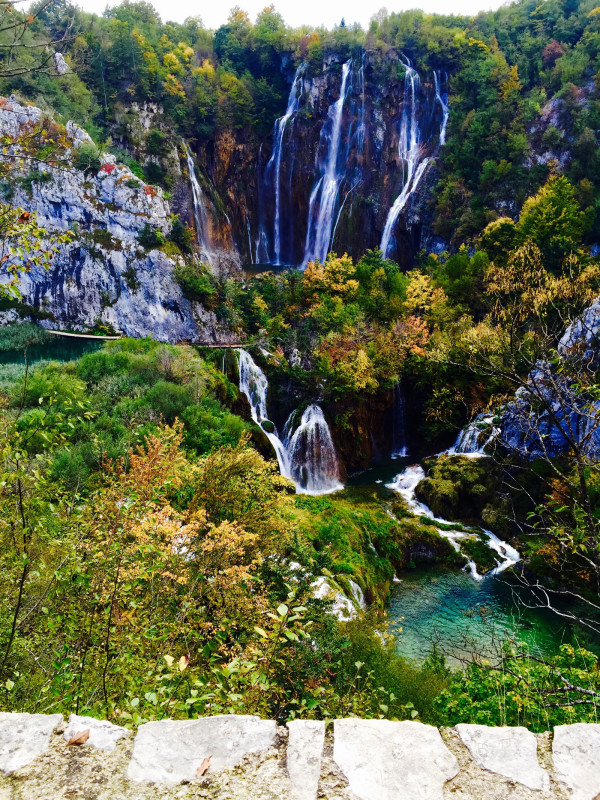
[74,0,508,29]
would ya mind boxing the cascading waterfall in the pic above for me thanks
[391,381,410,458]
[388,464,520,580]
[447,415,500,458]
[266,64,305,265]
[284,404,343,495]
[184,144,214,265]
[302,60,352,267]
[237,349,342,494]
[237,349,290,475]
[380,62,448,258]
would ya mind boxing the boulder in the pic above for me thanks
[286,720,325,800]
[63,714,130,752]
[333,718,458,800]
[0,712,62,775]
[127,714,277,784]
[455,723,549,791]
[553,723,600,800]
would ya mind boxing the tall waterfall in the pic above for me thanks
[391,381,409,458]
[380,62,448,258]
[266,64,305,265]
[302,60,352,267]
[237,349,342,494]
[184,144,214,264]
[434,70,449,146]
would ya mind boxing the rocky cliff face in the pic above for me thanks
[0,97,236,343]
[182,51,448,269]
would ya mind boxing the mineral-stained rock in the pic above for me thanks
[63,714,130,752]
[126,714,277,784]
[333,718,458,800]
[553,723,600,800]
[286,720,325,800]
[455,723,549,791]
[0,712,63,775]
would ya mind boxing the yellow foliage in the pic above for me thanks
[164,73,186,99]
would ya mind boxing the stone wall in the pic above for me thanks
[0,712,598,799]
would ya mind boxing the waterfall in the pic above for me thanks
[391,381,409,458]
[284,404,343,495]
[387,464,521,580]
[380,61,448,259]
[355,53,366,155]
[302,60,352,268]
[266,64,305,265]
[184,144,214,265]
[237,349,342,495]
[434,70,449,146]
[447,415,500,458]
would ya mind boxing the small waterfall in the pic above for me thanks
[387,464,521,580]
[237,349,342,495]
[266,64,305,265]
[447,415,499,458]
[380,61,448,259]
[355,53,366,155]
[237,349,290,476]
[302,60,352,267]
[184,144,214,265]
[433,70,449,146]
[284,404,343,495]
[391,381,410,458]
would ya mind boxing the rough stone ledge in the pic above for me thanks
[0,714,597,799]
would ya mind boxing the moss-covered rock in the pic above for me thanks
[415,455,505,527]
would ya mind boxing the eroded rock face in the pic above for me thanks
[333,718,459,800]
[126,715,278,784]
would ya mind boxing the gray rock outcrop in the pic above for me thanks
[0,96,236,343]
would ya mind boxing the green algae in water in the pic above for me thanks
[388,568,564,666]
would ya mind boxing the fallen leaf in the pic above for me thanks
[196,756,211,778]
[67,729,90,746]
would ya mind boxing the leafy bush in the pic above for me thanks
[138,223,166,249]
[73,142,101,175]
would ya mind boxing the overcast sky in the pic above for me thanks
[74,0,507,29]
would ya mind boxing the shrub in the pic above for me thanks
[174,262,217,304]
[138,224,166,249]
[74,142,101,175]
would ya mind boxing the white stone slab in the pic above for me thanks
[64,714,130,752]
[127,714,277,784]
[333,718,458,800]
[553,723,600,800]
[0,712,63,775]
[455,723,549,791]
[286,720,325,800]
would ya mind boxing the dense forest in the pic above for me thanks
[0,0,600,735]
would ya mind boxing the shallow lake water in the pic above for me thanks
[388,567,572,665]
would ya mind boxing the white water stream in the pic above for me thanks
[388,455,520,582]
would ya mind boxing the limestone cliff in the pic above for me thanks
[0,96,236,343]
